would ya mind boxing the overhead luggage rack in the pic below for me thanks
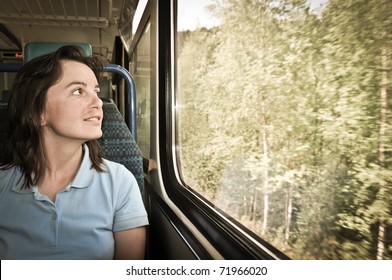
[0,0,116,28]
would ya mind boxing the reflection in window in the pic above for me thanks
[131,22,151,157]
[175,0,391,260]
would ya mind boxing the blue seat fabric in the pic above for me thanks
[99,99,144,194]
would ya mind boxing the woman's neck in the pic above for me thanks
[38,137,84,201]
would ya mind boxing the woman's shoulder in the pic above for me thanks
[0,165,17,180]
[98,159,141,201]
[102,158,129,173]
[100,158,137,184]
[0,165,23,191]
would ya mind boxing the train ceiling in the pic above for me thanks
[0,0,124,55]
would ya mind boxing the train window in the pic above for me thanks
[132,22,151,157]
[175,0,391,260]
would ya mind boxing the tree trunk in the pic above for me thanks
[376,32,388,260]
[285,184,293,243]
[261,128,269,235]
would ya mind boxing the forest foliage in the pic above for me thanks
[176,0,391,259]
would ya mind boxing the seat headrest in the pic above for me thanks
[24,42,93,63]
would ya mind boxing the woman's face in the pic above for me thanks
[41,60,103,144]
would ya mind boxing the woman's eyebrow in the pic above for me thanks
[65,81,100,89]
[65,81,87,88]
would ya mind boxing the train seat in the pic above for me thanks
[0,42,144,194]
[100,98,144,194]
[24,42,93,62]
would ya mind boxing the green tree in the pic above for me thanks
[321,0,392,259]
[176,0,392,259]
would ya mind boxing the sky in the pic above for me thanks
[177,0,220,31]
[177,0,330,31]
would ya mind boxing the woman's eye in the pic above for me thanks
[72,89,82,95]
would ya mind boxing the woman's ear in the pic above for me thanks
[40,113,47,127]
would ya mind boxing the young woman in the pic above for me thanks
[0,45,148,259]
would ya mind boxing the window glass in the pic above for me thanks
[175,0,392,260]
[131,22,151,157]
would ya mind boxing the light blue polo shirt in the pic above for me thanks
[0,144,148,260]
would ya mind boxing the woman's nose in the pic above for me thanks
[89,90,103,108]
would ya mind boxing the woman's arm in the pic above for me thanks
[114,227,146,259]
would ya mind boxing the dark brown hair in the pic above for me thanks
[0,45,105,188]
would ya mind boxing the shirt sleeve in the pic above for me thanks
[112,164,149,232]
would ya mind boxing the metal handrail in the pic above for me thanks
[104,64,137,140]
